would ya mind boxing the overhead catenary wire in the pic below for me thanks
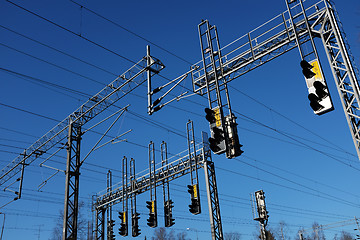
[0,24,118,77]
[5,0,138,65]
[65,0,359,164]
[0,42,106,86]
[69,0,194,66]
[3,65,358,202]
[1,1,358,236]
[2,101,360,205]
[4,0,357,166]
[4,0,354,166]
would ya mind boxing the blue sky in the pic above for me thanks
[1,0,360,239]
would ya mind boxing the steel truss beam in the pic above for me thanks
[94,131,224,240]
[190,0,360,158]
[191,3,325,94]
[94,147,205,210]
[0,51,165,188]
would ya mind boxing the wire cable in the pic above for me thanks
[5,0,138,65]
[69,0,194,66]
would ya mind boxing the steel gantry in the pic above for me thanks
[0,47,165,240]
[149,0,360,160]
[93,121,224,240]
[193,0,360,159]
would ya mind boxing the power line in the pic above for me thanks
[233,157,359,207]
[0,42,106,86]
[69,0,194,66]
[230,85,356,157]
[243,155,360,198]
[5,0,138,65]
[0,24,118,77]
[0,102,59,122]
[2,101,359,209]
[216,165,360,208]
[6,0,353,173]
[0,67,92,99]
[5,0,357,173]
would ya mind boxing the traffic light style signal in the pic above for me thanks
[118,211,128,236]
[164,200,175,227]
[224,114,243,158]
[108,220,115,240]
[132,212,141,237]
[205,108,216,124]
[254,190,269,223]
[300,59,334,115]
[146,200,157,228]
[204,108,226,154]
[187,184,201,215]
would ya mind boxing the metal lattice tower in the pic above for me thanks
[95,207,105,240]
[318,0,360,158]
[202,132,223,240]
[62,122,81,240]
[106,170,114,240]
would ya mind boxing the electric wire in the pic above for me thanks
[5,0,138,65]
[243,155,360,198]
[4,0,357,170]
[169,183,353,221]
[3,1,355,172]
[2,97,360,212]
[69,0,194,65]
[2,0,360,232]
[0,67,92,99]
[233,156,359,207]
[66,0,359,163]
[2,102,360,208]
[0,42,106,86]
[230,85,356,157]
[216,165,360,208]
[0,24,118,77]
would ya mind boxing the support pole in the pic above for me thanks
[147,45,152,115]
[259,222,266,240]
[62,122,82,240]
[95,207,105,240]
[202,132,223,240]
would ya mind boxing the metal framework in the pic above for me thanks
[202,132,223,240]
[106,170,114,240]
[94,125,224,240]
[95,207,106,240]
[2,0,360,239]
[0,47,165,240]
[0,50,164,188]
[148,0,359,159]
[317,1,360,158]
[193,0,360,159]
[62,122,82,240]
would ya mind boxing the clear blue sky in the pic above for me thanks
[1,0,360,239]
